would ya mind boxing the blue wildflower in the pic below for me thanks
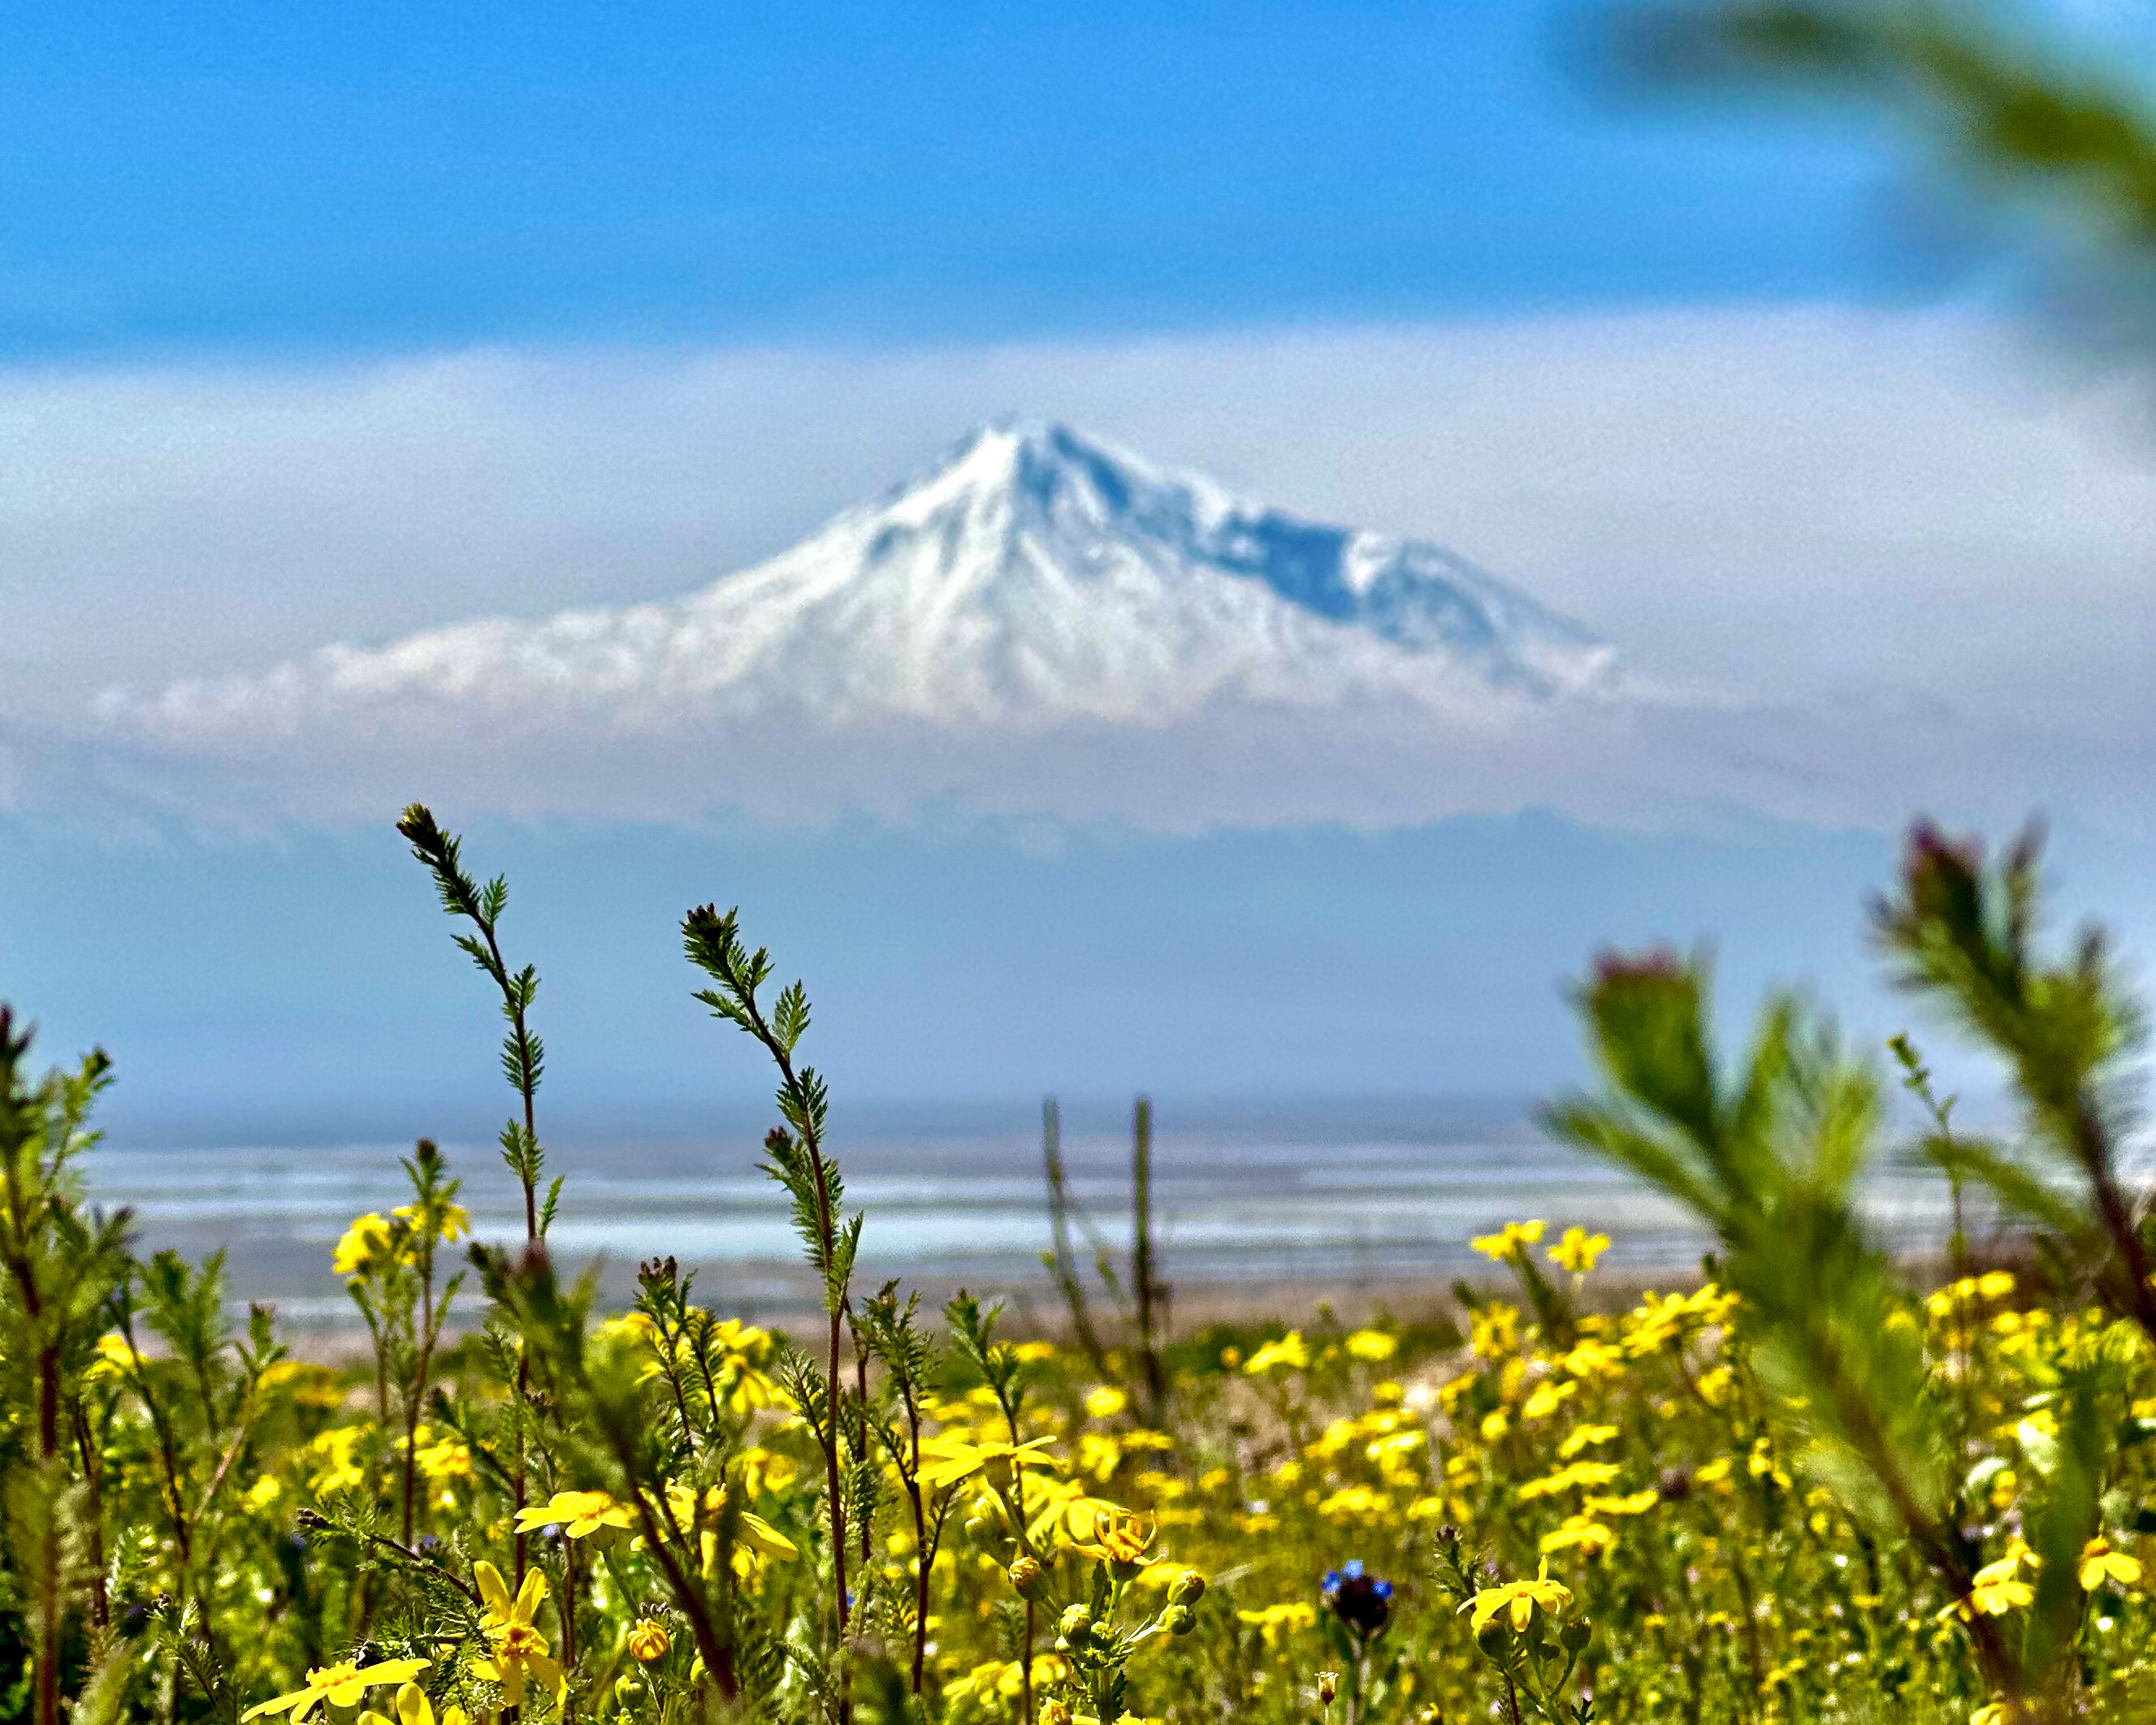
[1322,1559,1393,1634]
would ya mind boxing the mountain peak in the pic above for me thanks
[110,421,1618,741]
[834,419,1612,698]
[881,417,1176,529]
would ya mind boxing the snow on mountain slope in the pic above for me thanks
[110,421,1617,740]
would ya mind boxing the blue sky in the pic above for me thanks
[0,2,1898,357]
[7,0,2155,1126]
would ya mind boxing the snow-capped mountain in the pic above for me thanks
[114,421,1615,740]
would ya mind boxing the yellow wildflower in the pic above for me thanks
[1966,1561,2026,1621]
[599,1310,658,1347]
[1561,1338,1626,1381]
[1522,1378,1576,1422]
[262,1360,345,1410]
[1366,1429,1426,1468]
[678,1318,783,1410]
[1236,1602,1318,1646]
[415,1436,471,1482]
[708,1316,773,1360]
[648,1480,799,1564]
[949,1654,1068,1706]
[2080,1536,2142,1591]
[1085,1385,1129,1420]
[392,1200,470,1242]
[626,1619,671,1662]
[1310,1416,1363,1460]
[309,1427,368,1496]
[331,1213,395,1279]
[1471,1304,1522,1361]
[1470,1220,1546,1260]
[85,1331,141,1384]
[1586,1489,1662,1517]
[1946,1545,2037,1619]
[1548,1227,1609,1274]
[1076,1431,1123,1481]
[1559,1425,1618,1459]
[1345,1329,1397,1362]
[1465,1560,1571,1633]
[1621,1291,1692,1355]
[1747,1436,1792,1489]
[514,1489,635,1539]
[1539,1515,1614,1556]
[1316,1485,1391,1522]
[242,1658,429,1723]
[1517,1460,1623,1501]
[473,1561,562,1710]
[1071,1504,1158,1570]
[738,1447,797,1498]
[917,1433,1061,1490]
[1243,1332,1310,1375]
[1024,1477,1128,1549]
[357,1684,467,1725]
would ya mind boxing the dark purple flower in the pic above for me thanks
[1322,1559,1393,1635]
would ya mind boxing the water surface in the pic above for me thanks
[89,1096,1958,1326]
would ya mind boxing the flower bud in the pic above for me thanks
[626,1619,670,1662]
[1008,1555,1045,1598]
[1040,1704,1072,1725]
[613,1674,647,1704]
[1059,1603,1093,1641]
[1560,1615,1593,1654]
[1474,1618,1509,1658]
[1160,1602,1196,1636]
[1317,1671,1340,1706]
[1167,1568,1206,1606]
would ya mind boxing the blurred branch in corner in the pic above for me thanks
[1590,0,2156,344]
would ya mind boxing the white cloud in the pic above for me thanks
[10,304,2156,832]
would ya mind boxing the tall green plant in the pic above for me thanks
[1876,824,2156,1342]
[1544,823,2156,1723]
[682,903,864,1718]
[1542,957,1981,1578]
[397,804,556,1596]
[1040,1099,1112,1383]
[0,1010,132,1725]
[858,1282,955,1698]
[396,806,555,1246]
[1130,1097,1167,1421]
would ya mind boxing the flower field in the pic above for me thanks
[7,811,2156,1723]
[19,1182,2156,1725]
